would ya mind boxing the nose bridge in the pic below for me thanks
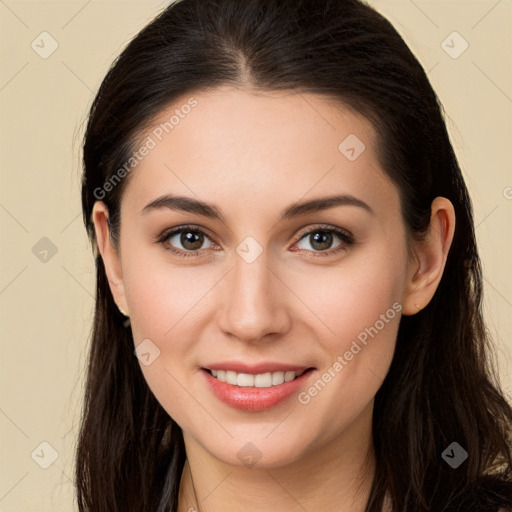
[218,240,289,341]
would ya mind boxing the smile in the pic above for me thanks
[208,369,306,388]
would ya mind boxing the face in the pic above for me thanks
[95,86,417,468]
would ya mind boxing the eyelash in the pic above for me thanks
[156,224,355,259]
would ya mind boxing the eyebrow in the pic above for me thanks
[141,193,375,222]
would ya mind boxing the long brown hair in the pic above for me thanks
[77,0,512,510]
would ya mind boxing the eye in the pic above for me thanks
[157,225,217,258]
[293,226,355,257]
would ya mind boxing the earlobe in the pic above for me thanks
[91,201,130,316]
[402,197,456,315]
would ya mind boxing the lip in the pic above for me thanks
[201,365,315,412]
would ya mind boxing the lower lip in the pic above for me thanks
[202,368,314,412]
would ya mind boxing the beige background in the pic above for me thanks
[0,0,511,510]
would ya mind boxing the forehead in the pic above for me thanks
[122,86,399,220]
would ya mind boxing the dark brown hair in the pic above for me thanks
[77,0,512,510]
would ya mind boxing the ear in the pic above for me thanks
[402,196,456,315]
[91,201,130,316]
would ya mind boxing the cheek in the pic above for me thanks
[290,242,405,424]
[121,252,210,432]
[294,237,407,347]
[121,239,214,341]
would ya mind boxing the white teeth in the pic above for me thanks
[284,371,296,382]
[254,372,272,388]
[209,369,306,387]
[272,372,285,385]
[226,371,238,385]
[237,373,254,387]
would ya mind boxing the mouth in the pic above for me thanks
[201,364,316,412]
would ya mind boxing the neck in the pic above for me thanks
[178,401,378,512]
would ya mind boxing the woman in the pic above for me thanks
[76,0,512,510]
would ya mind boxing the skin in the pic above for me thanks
[92,86,455,512]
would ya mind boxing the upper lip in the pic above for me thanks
[203,361,313,374]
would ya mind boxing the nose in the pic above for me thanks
[217,249,291,343]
